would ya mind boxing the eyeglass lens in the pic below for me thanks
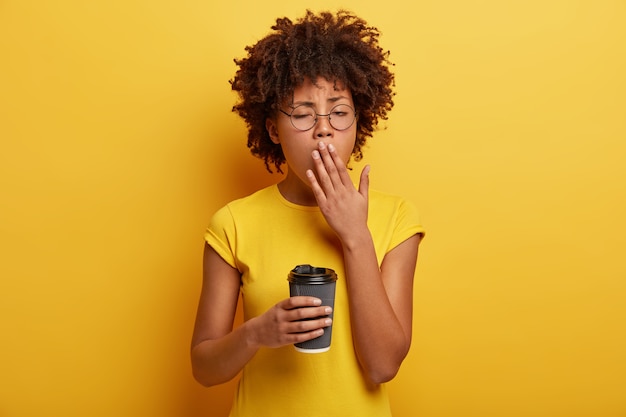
[289,104,356,131]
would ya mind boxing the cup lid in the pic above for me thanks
[288,264,337,283]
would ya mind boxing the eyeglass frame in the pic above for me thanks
[278,103,357,132]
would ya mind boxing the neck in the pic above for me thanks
[277,171,318,206]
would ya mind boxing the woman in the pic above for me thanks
[191,10,425,416]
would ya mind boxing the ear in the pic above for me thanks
[266,118,280,144]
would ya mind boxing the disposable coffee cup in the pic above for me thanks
[288,264,337,353]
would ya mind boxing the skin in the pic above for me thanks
[191,77,422,387]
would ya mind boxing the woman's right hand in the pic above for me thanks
[192,245,333,387]
[246,297,333,349]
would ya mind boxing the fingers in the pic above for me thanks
[280,296,322,309]
[252,297,333,349]
[318,142,340,184]
[311,141,351,189]
[277,297,333,340]
[309,148,334,196]
[359,164,370,200]
[280,296,333,322]
[288,314,333,335]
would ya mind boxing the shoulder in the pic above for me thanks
[368,189,425,237]
[214,185,278,216]
[369,188,418,214]
[208,185,290,235]
[205,186,279,261]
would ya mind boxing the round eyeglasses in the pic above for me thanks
[279,104,357,131]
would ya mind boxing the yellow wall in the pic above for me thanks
[1,1,624,416]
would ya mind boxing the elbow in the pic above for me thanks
[192,365,236,387]
[361,343,410,385]
[190,350,234,387]
[192,357,244,387]
[365,364,401,385]
[361,353,404,385]
[192,368,217,388]
[190,349,215,387]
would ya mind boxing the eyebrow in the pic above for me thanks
[291,96,349,107]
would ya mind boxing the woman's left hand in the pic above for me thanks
[306,141,370,241]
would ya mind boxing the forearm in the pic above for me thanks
[342,230,411,384]
[191,319,259,387]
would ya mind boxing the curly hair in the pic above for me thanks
[230,10,395,173]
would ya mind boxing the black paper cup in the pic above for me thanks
[288,264,337,353]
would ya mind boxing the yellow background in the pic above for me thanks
[1,1,625,416]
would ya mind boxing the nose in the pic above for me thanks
[313,114,333,138]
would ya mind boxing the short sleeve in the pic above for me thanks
[204,205,238,269]
[389,198,425,251]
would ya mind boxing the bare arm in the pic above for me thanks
[190,245,256,386]
[342,232,421,384]
[191,244,333,387]
[307,141,423,385]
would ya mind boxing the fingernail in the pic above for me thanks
[312,150,320,159]
[325,307,332,314]
[318,141,326,149]
[324,318,332,326]
[328,143,335,152]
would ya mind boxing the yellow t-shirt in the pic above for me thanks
[205,184,425,417]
